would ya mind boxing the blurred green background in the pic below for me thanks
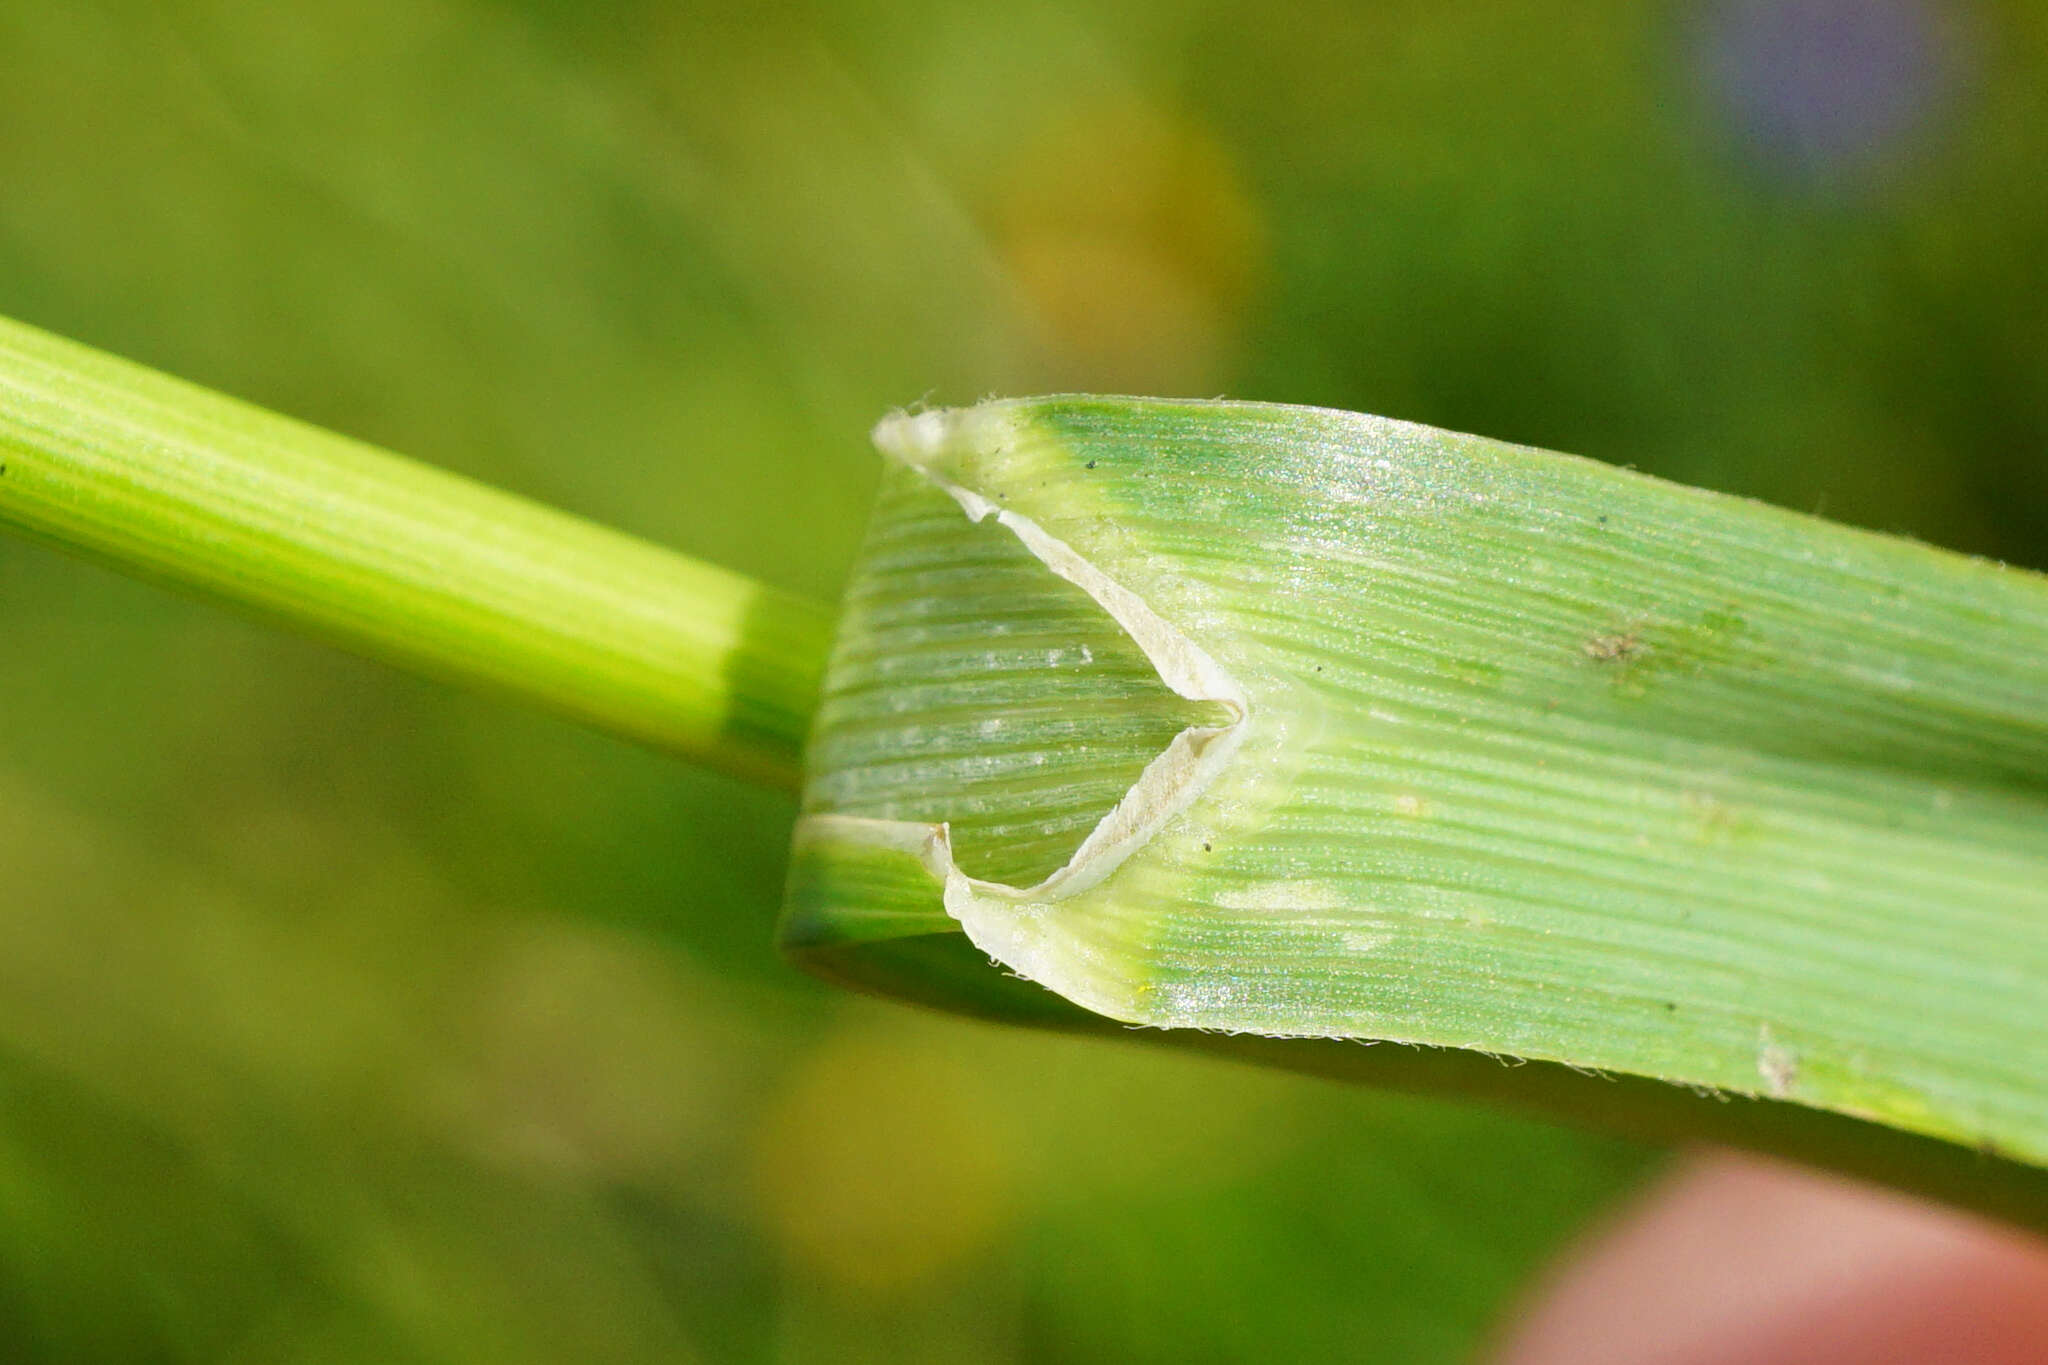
[1,1,2043,1360]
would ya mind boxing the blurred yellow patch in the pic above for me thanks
[750,1018,1018,1295]
[989,99,1264,394]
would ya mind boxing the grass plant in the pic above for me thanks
[4,316,2045,1227]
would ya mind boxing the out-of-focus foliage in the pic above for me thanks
[0,1,2040,1360]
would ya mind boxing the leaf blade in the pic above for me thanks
[786,395,2048,1201]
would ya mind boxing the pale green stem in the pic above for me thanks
[0,314,831,791]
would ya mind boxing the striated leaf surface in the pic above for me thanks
[784,396,2048,1219]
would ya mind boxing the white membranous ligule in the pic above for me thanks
[871,405,1248,895]
[798,407,1250,1010]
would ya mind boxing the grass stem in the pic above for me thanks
[0,315,830,791]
